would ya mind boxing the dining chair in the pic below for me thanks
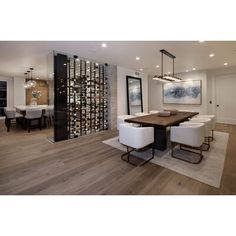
[117,115,135,130]
[43,107,54,127]
[187,117,212,150]
[25,109,42,133]
[149,110,160,114]
[119,123,154,166]
[4,108,23,132]
[196,115,215,141]
[134,112,149,117]
[170,123,205,164]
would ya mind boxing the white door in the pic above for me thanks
[215,74,236,124]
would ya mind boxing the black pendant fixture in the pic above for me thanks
[153,49,182,82]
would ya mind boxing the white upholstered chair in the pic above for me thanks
[182,117,212,151]
[25,109,42,133]
[119,123,154,166]
[149,110,160,114]
[43,106,54,127]
[134,112,150,117]
[196,115,215,141]
[117,115,135,130]
[4,108,23,132]
[170,123,205,164]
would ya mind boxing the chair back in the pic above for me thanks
[45,108,54,117]
[171,124,205,147]
[134,112,149,117]
[117,115,135,130]
[149,110,159,114]
[119,123,154,149]
[189,118,212,136]
[4,108,16,119]
[25,109,42,119]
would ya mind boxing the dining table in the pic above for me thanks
[15,105,52,115]
[125,111,199,151]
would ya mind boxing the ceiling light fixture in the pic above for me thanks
[223,62,228,66]
[24,68,37,89]
[209,53,215,57]
[139,68,143,71]
[192,68,196,70]
[186,69,189,72]
[101,43,107,48]
[156,65,160,68]
[152,49,182,82]
[136,57,140,60]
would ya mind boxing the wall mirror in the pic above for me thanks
[126,76,143,115]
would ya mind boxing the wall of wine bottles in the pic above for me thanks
[67,56,109,139]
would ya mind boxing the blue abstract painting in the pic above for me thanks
[163,80,202,104]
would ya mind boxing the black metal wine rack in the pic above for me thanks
[67,57,108,139]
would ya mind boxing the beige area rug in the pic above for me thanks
[102,131,229,188]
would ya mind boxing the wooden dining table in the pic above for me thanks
[125,111,199,151]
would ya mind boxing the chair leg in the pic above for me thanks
[5,118,11,132]
[27,119,31,133]
[39,118,42,130]
[171,142,204,164]
[121,144,155,167]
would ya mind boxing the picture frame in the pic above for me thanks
[126,76,143,115]
[163,80,202,105]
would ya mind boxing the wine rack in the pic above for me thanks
[67,56,108,139]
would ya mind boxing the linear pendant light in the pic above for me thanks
[153,49,182,82]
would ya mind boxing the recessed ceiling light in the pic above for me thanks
[101,43,107,48]
[192,68,196,70]
[136,57,140,61]
[209,53,215,58]
[139,68,143,71]
[168,72,171,74]
[186,69,189,72]
[86,61,90,63]
[223,62,228,66]
[76,58,79,61]
[63,63,67,66]
[156,65,160,68]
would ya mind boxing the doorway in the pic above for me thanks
[215,74,236,124]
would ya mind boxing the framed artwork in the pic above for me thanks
[126,76,143,115]
[163,80,202,105]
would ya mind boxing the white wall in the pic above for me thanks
[0,76,14,108]
[148,70,208,114]
[13,77,26,106]
[148,65,236,119]
[117,66,148,115]
[0,75,26,108]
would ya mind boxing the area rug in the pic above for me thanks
[102,131,229,188]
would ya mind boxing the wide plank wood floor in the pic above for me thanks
[0,120,236,194]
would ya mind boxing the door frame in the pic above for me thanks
[213,73,236,124]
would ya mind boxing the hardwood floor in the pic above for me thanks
[0,120,236,194]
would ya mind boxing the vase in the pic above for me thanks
[30,97,37,106]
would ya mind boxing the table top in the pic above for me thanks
[125,111,199,128]
[15,105,53,111]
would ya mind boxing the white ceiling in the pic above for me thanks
[0,41,236,79]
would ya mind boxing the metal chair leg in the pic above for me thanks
[171,142,204,164]
[121,144,155,167]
